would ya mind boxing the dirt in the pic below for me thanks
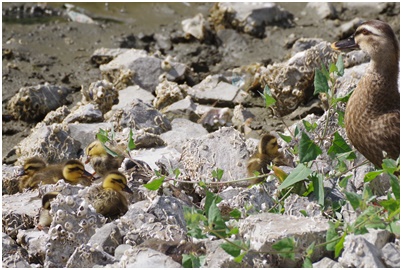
[2,2,400,164]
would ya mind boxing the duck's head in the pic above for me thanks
[331,20,399,63]
[259,134,280,157]
[85,140,108,163]
[102,171,133,194]
[62,160,93,183]
[20,157,46,176]
[42,192,59,210]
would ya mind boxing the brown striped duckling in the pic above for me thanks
[85,140,123,177]
[88,171,132,219]
[24,160,93,190]
[19,156,47,192]
[247,133,289,184]
[37,191,59,230]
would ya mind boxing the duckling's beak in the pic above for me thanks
[84,156,90,164]
[17,169,26,177]
[331,36,359,51]
[122,184,133,194]
[83,169,94,179]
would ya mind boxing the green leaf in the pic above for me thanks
[302,257,313,268]
[312,173,325,206]
[96,128,109,143]
[294,126,300,137]
[344,191,362,210]
[314,68,329,95]
[382,158,399,175]
[364,170,383,182]
[182,254,205,268]
[299,210,308,217]
[260,85,277,108]
[336,54,344,76]
[173,168,181,179]
[279,164,312,190]
[328,131,356,160]
[143,176,164,190]
[220,240,242,257]
[334,89,353,103]
[229,209,242,220]
[205,191,222,218]
[379,199,400,215]
[337,110,345,128]
[326,222,340,251]
[183,206,208,239]
[212,168,224,180]
[299,132,322,163]
[302,120,317,132]
[127,129,136,151]
[329,62,338,74]
[334,233,345,258]
[339,175,352,188]
[389,174,400,200]
[228,227,239,236]
[234,252,247,263]
[103,145,119,157]
[278,132,292,143]
[272,237,295,260]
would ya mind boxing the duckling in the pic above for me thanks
[247,133,289,184]
[331,20,400,168]
[18,157,47,192]
[26,160,93,190]
[37,192,59,230]
[85,140,123,177]
[88,171,133,219]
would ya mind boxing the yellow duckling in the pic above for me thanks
[19,156,47,192]
[85,140,123,176]
[37,191,59,230]
[88,171,133,219]
[26,160,93,190]
[247,133,289,184]
[331,20,400,168]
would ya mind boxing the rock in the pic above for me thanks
[342,2,393,16]
[42,105,71,125]
[130,146,181,171]
[188,75,248,106]
[304,2,337,20]
[67,122,113,152]
[111,85,155,111]
[6,83,73,122]
[117,246,182,268]
[147,196,188,230]
[337,18,364,38]
[198,107,233,132]
[160,118,208,152]
[261,41,338,116]
[91,47,131,66]
[313,257,342,268]
[2,191,40,238]
[231,104,255,134]
[339,235,385,268]
[381,242,400,268]
[154,33,172,51]
[2,164,21,195]
[161,96,200,122]
[203,239,252,267]
[88,223,122,255]
[114,244,132,260]
[100,49,189,92]
[16,229,48,264]
[364,229,394,249]
[133,130,165,149]
[44,185,106,267]
[80,80,119,114]
[291,38,325,56]
[180,127,249,186]
[209,2,293,37]
[153,79,188,110]
[2,233,31,268]
[182,13,207,40]
[66,244,117,267]
[63,103,103,124]
[107,99,171,134]
[239,213,329,267]
[15,123,82,164]
[284,193,322,217]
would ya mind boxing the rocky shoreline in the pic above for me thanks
[2,2,400,268]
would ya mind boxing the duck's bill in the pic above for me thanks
[331,37,359,51]
[122,184,133,194]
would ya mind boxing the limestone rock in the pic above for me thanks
[63,103,103,124]
[66,244,117,267]
[2,233,31,268]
